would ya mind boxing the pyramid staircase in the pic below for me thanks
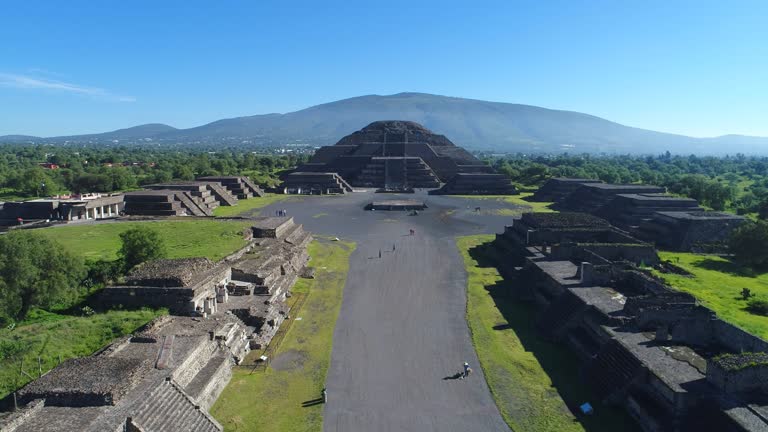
[198,176,263,199]
[584,340,644,400]
[131,379,222,432]
[536,291,587,337]
[203,182,239,206]
[184,353,233,411]
[355,157,440,188]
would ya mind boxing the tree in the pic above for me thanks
[0,231,86,323]
[118,227,167,271]
[730,221,768,270]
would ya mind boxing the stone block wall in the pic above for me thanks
[713,320,768,353]
[707,356,768,395]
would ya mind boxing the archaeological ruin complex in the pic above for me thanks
[491,211,768,431]
[0,217,311,432]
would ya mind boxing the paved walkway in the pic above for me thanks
[256,191,512,432]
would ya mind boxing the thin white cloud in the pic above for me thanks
[0,73,135,102]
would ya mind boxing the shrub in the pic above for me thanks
[118,227,166,272]
[746,298,768,316]
[742,288,753,300]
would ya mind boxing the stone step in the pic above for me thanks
[536,292,585,336]
[185,353,232,403]
[585,341,643,400]
[135,380,221,432]
[178,192,209,216]
[284,224,306,245]
[206,182,239,206]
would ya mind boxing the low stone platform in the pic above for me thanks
[366,200,427,211]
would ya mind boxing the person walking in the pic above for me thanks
[378,249,382,259]
[463,362,470,379]
[392,243,396,252]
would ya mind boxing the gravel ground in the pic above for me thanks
[250,190,519,432]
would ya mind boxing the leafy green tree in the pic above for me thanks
[118,227,167,271]
[0,231,86,323]
[730,221,768,270]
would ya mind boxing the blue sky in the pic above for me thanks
[1,0,767,137]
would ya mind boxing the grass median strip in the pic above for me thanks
[457,234,636,432]
[211,239,355,432]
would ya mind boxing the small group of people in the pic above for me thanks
[275,209,288,217]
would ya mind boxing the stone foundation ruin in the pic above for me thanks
[531,177,745,252]
[1,217,313,432]
[491,212,768,431]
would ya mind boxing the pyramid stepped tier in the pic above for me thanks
[293,120,506,188]
[145,182,224,215]
[281,172,354,194]
[637,210,746,251]
[197,176,264,199]
[558,183,665,213]
[429,173,517,195]
[531,177,604,202]
[596,193,703,230]
[123,190,186,216]
[355,157,440,188]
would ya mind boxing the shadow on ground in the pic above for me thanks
[691,257,760,278]
[467,241,640,432]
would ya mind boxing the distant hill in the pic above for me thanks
[50,123,178,141]
[6,93,768,154]
[0,134,40,142]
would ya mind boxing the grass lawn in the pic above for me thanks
[212,194,293,217]
[211,239,355,432]
[457,235,637,432]
[0,307,165,400]
[655,252,768,339]
[458,192,557,214]
[36,219,254,262]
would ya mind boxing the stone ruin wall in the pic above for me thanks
[707,361,768,395]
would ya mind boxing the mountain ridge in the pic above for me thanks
[3,92,768,155]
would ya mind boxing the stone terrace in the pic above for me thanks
[597,193,703,230]
[558,183,666,213]
[531,177,603,203]
[492,211,768,431]
[638,210,746,252]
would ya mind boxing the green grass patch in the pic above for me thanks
[0,307,165,400]
[457,235,636,432]
[211,239,355,432]
[35,219,254,262]
[458,192,557,214]
[212,194,293,217]
[655,252,768,339]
